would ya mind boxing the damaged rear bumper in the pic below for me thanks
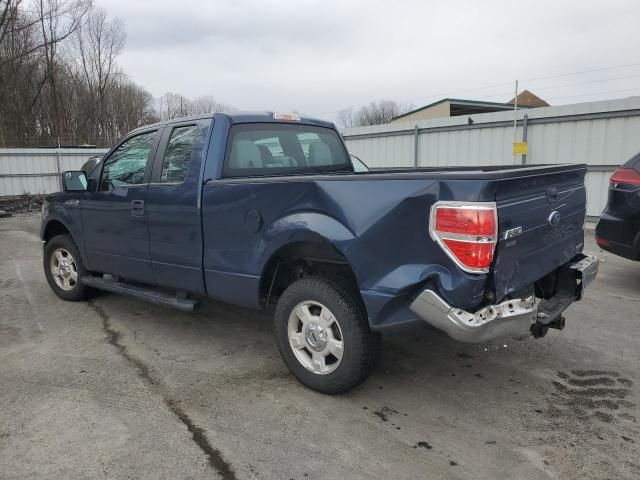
[409,254,599,343]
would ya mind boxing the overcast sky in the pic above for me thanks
[97,0,640,122]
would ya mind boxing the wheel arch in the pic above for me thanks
[41,215,91,271]
[42,219,71,243]
[259,234,361,308]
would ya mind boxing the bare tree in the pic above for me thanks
[0,0,20,49]
[71,6,124,143]
[337,107,356,129]
[337,100,413,128]
[156,93,231,120]
[190,95,231,115]
[358,100,412,126]
[37,0,91,143]
[0,2,233,148]
[156,92,190,120]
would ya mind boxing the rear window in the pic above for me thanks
[622,152,640,172]
[223,123,351,177]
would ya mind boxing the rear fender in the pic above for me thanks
[259,212,356,270]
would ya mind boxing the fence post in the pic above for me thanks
[521,114,529,165]
[414,124,419,167]
[55,138,62,190]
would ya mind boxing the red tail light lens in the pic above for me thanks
[435,207,496,236]
[430,202,498,273]
[442,239,495,269]
[610,168,640,185]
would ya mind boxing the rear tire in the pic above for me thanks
[43,234,95,301]
[274,276,381,394]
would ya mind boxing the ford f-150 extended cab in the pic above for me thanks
[41,112,599,393]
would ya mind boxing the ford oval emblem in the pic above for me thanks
[548,210,561,227]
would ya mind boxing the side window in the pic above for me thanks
[100,131,156,191]
[160,125,198,183]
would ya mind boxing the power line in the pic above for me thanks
[394,60,640,107]
[308,60,640,118]
[526,72,640,92]
[522,61,640,83]
[544,87,640,102]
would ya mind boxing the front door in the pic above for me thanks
[81,129,161,284]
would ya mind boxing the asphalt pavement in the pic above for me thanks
[0,213,638,480]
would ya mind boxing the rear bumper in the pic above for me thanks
[595,214,639,261]
[409,254,599,343]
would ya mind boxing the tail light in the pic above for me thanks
[595,235,609,247]
[429,202,498,273]
[610,168,640,186]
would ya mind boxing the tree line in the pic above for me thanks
[337,100,414,129]
[0,0,231,148]
[1,1,413,148]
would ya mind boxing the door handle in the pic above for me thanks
[130,200,145,216]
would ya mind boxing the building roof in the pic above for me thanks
[508,90,550,107]
[391,97,534,122]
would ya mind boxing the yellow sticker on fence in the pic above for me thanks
[513,142,528,155]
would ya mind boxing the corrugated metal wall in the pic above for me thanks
[0,148,109,196]
[344,96,640,217]
[3,98,640,217]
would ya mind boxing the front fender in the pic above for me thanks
[41,199,89,267]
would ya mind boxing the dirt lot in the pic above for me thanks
[0,213,638,480]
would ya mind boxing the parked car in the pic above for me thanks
[41,112,598,394]
[595,153,640,261]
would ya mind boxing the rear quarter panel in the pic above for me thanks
[201,176,490,326]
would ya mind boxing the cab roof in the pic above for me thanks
[130,111,335,135]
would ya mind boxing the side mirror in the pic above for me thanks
[62,171,88,192]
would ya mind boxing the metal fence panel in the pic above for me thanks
[0,148,109,196]
[344,96,640,218]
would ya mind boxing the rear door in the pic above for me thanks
[488,166,588,301]
[81,129,161,283]
[146,120,210,293]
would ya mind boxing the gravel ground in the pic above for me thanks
[0,194,44,215]
[0,213,638,480]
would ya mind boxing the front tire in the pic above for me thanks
[43,234,94,301]
[274,276,381,394]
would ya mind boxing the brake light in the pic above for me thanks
[430,202,498,273]
[435,207,496,236]
[610,168,640,186]
[273,112,301,121]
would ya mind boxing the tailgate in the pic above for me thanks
[489,165,587,302]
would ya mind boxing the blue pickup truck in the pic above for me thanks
[41,112,599,393]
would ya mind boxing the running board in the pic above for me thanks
[80,276,199,312]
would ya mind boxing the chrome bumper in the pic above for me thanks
[409,254,599,343]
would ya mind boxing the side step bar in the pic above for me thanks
[80,276,199,312]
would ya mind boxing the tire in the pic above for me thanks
[274,276,381,394]
[43,234,95,301]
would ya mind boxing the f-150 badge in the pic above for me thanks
[504,226,523,239]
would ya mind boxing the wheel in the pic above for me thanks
[274,276,381,394]
[43,234,94,301]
